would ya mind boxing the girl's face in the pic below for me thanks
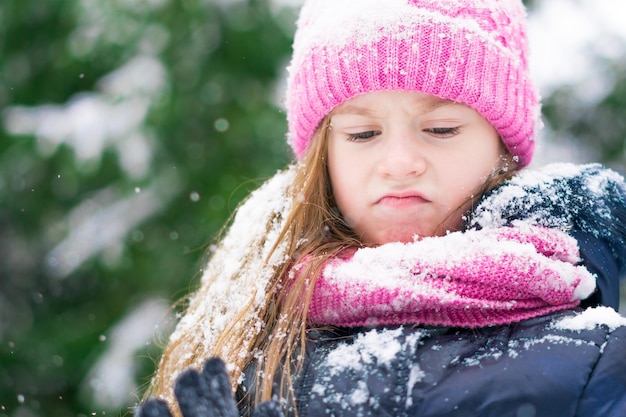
[327,90,504,245]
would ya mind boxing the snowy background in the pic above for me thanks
[0,1,625,416]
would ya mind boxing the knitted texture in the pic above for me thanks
[304,226,596,328]
[286,0,539,166]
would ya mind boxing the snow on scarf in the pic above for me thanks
[306,225,597,328]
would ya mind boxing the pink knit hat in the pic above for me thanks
[285,0,540,167]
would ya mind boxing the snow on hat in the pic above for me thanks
[285,0,540,167]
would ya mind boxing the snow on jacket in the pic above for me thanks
[236,163,626,417]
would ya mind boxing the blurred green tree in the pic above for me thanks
[0,0,293,415]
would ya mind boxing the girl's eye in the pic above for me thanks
[346,130,381,142]
[425,127,460,138]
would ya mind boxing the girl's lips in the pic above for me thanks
[376,193,429,207]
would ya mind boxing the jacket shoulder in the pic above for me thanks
[470,163,626,243]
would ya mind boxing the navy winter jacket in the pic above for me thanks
[295,312,626,417]
[238,164,626,417]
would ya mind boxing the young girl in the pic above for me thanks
[137,1,626,416]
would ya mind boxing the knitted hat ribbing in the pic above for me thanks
[285,0,540,167]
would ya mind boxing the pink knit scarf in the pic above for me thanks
[304,226,597,328]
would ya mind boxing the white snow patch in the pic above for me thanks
[349,381,369,405]
[529,0,626,98]
[81,298,173,409]
[324,328,424,375]
[3,55,165,179]
[325,328,404,374]
[405,364,426,408]
[553,307,626,332]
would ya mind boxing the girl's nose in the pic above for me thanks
[378,132,426,179]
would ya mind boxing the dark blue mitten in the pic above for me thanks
[136,398,173,417]
[174,357,238,417]
[252,400,284,417]
[136,357,285,417]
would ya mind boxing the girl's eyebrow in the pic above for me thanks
[331,97,454,117]
[331,105,378,117]
[420,98,455,113]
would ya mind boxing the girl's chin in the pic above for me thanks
[365,228,431,246]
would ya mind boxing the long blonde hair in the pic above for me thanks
[147,117,520,414]
[147,119,358,412]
